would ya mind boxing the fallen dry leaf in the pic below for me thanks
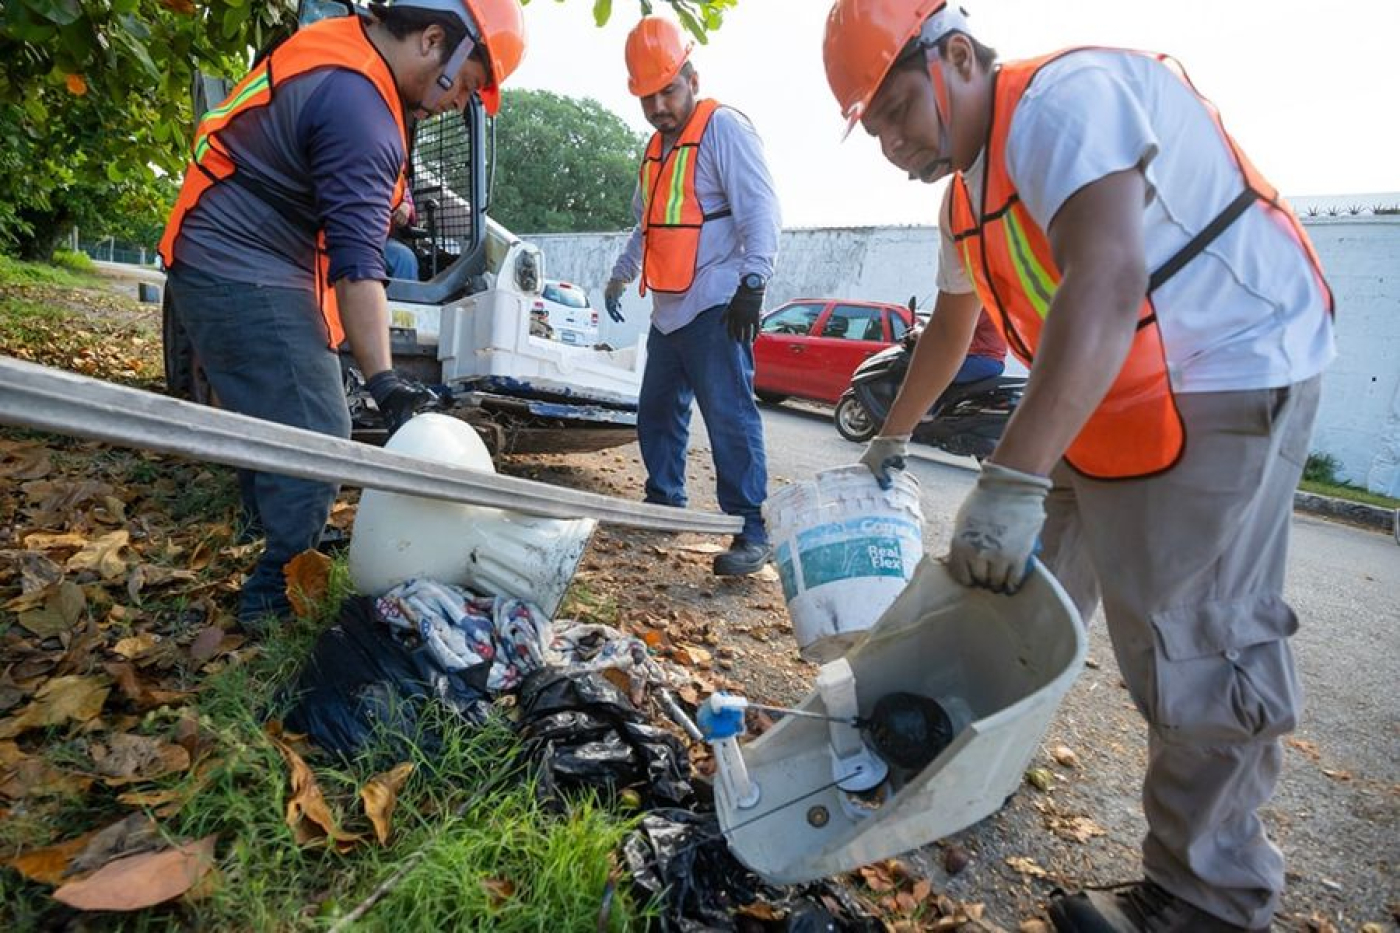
[0,756,96,799]
[1050,745,1080,768]
[65,530,132,579]
[1049,814,1107,844]
[188,626,225,664]
[1019,921,1052,933]
[0,442,53,479]
[1005,856,1049,879]
[22,532,89,552]
[480,876,516,908]
[127,564,197,602]
[361,762,414,845]
[67,813,163,876]
[4,828,103,884]
[1286,737,1322,760]
[0,674,111,738]
[17,581,87,638]
[89,733,191,784]
[116,786,190,818]
[53,834,218,911]
[112,632,160,660]
[736,902,787,921]
[676,542,726,555]
[103,662,190,711]
[284,549,332,618]
[270,732,361,848]
[13,551,64,596]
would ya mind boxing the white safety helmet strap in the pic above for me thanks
[907,4,972,183]
[389,0,485,113]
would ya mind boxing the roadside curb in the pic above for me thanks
[1293,490,1398,539]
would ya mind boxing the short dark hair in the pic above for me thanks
[369,2,469,63]
[893,30,998,74]
[679,60,696,81]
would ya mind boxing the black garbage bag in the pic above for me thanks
[283,596,492,760]
[621,809,882,932]
[515,669,693,809]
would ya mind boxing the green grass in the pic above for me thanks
[0,253,99,289]
[559,578,622,627]
[0,567,653,931]
[1298,479,1400,510]
[0,295,69,345]
[1301,452,1400,509]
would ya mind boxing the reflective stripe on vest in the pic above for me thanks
[158,15,408,350]
[637,98,730,296]
[948,47,1331,481]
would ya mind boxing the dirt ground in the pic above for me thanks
[520,447,1399,933]
[10,271,1393,931]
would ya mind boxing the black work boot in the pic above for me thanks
[1048,880,1267,933]
[712,536,772,577]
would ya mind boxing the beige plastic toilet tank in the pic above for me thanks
[717,556,1085,884]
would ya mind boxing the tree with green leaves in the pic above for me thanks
[0,0,737,259]
[490,90,643,234]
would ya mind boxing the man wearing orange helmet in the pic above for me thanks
[158,0,526,630]
[824,2,1334,931]
[604,16,782,577]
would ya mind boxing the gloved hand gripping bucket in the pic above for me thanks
[714,556,1085,884]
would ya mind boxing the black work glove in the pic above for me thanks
[722,282,764,343]
[365,369,440,436]
[604,278,627,323]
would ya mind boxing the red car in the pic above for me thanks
[753,298,916,404]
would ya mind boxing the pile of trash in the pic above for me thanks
[281,576,882,930]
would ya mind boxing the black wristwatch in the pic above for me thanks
[741,273,765,291]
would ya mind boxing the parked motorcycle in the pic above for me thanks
[833,331,1025,461]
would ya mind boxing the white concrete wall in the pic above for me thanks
[526,216,1400,495]
[524,225,944,351]
[1304,217,1400,496]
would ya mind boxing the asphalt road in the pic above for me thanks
[746,400,1400,929]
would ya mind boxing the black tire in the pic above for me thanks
[754,390,788,405]
[834,393,878,443]
[161,288,212,405]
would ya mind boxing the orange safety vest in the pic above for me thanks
[637,98,732,296]
[158,15,408,349]
[948,48,1333,480]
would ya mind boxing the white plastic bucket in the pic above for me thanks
[347,414,594,618]
[763,466,924,662]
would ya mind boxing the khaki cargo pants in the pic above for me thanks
[1041,376,1321,930]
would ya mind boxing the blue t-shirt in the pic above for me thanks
[174,67,405,288]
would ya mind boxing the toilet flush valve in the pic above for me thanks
[698,693,761,809]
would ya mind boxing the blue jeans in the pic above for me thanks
[638,305,768,544]
[165,266,350,625]
[952,354,1005,384]
[384,238,417,280]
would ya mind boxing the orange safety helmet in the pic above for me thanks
[396,0,527,115]
[625,16,694,97]
[823,0,971,136]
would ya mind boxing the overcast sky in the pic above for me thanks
[509,0,1399,228]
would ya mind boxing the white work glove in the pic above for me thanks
[859,435,910,490]
[946,461,1052,594]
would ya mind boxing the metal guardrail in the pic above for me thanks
[0,356,742,535]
